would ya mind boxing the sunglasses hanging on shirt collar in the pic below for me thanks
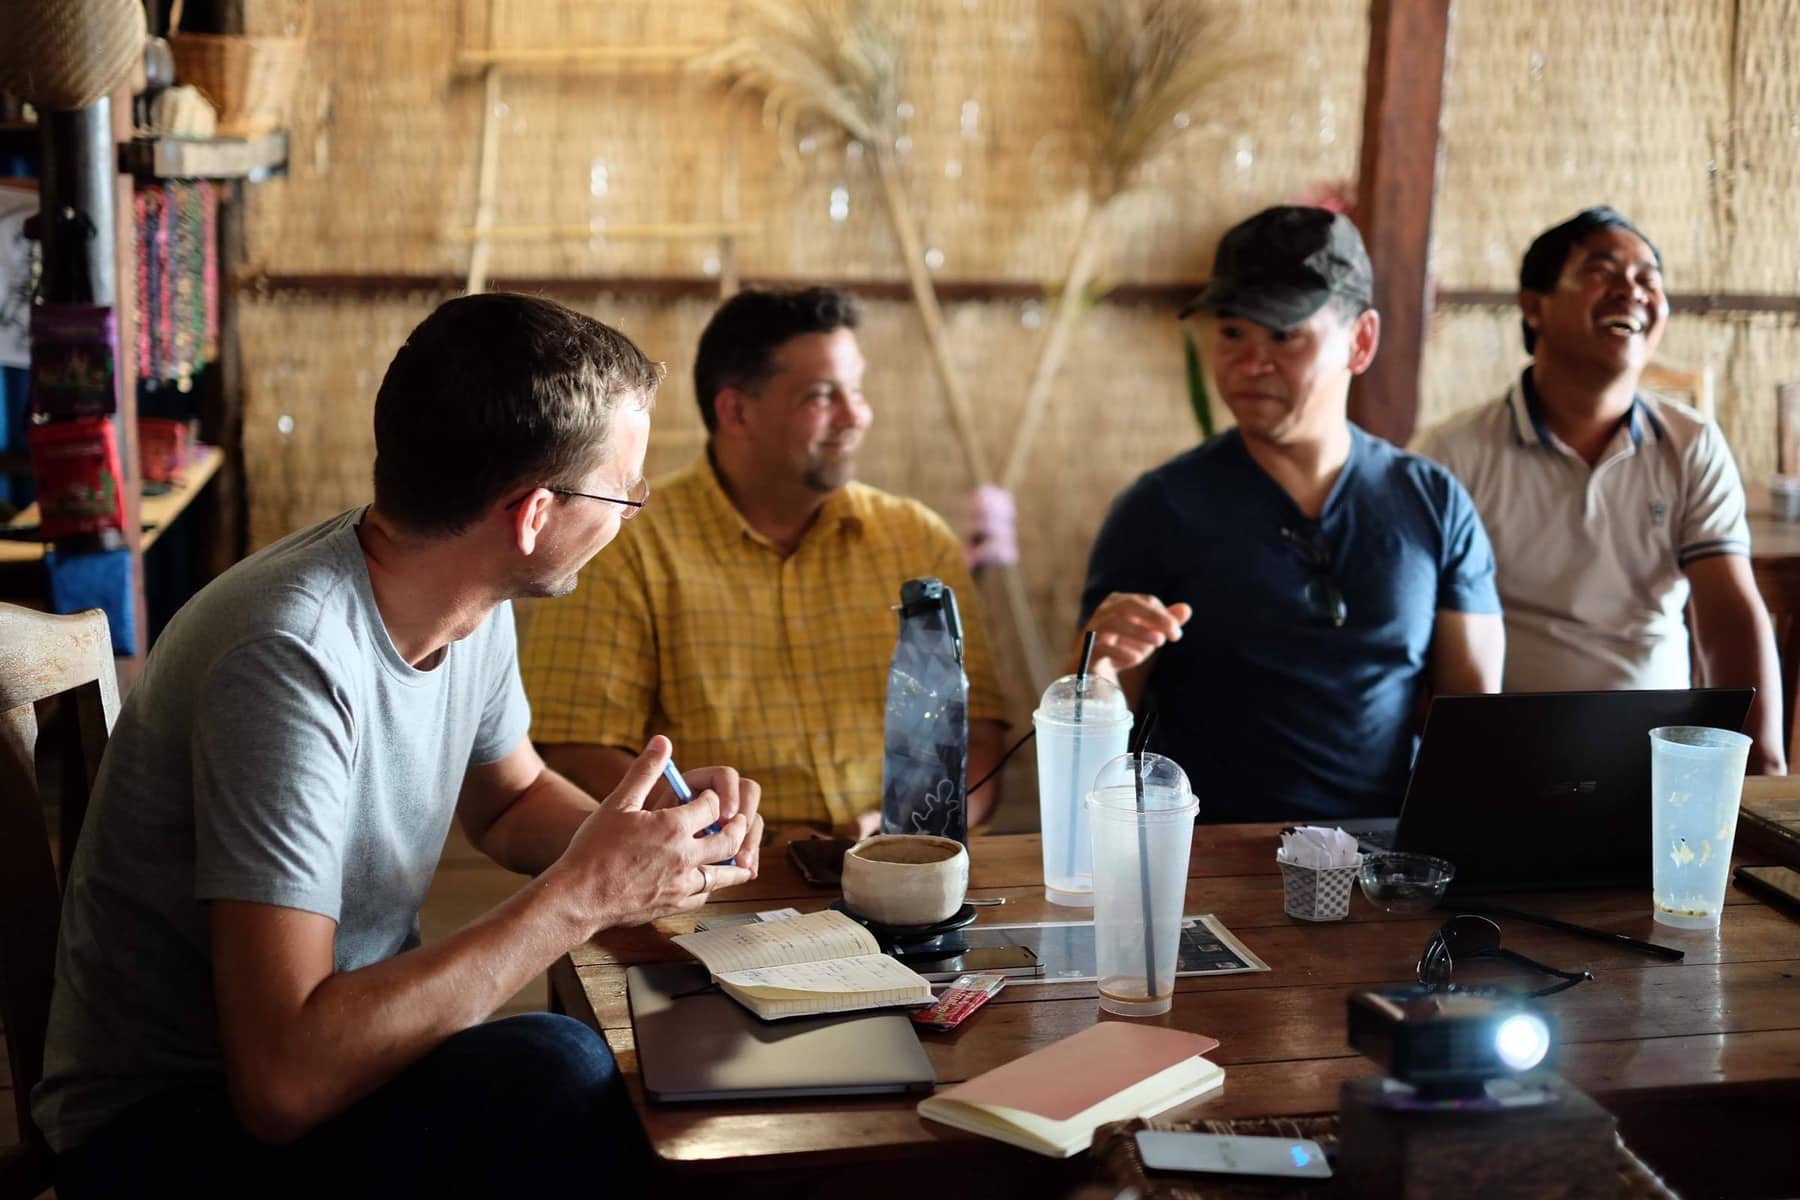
[1279,525,1347,627]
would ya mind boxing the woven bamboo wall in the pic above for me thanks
[1424,0,1800,482]
[246,0,1367,283]
[1433,0,1735,292]
[238,0,1371,669]
[241,288,1198,649]
[236,0,1800,689]
[1420,307,1800,485]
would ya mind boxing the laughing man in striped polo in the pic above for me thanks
[1417,207,1786,774]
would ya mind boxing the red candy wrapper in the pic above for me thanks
[28,417,127,539]
[912,973,1006,1032]
[138,417,191,485]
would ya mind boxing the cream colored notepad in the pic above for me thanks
[917,1023,1225,1158]
[671,908,932,1020]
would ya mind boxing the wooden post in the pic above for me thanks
[37,94,147,670]
[205,0,247,572]
[201,180,247,575]
[1350,0,1453,447]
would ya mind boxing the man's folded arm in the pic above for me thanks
[538,741,637,805]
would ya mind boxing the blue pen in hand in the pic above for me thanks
[662,758,734,866]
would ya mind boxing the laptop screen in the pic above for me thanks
[1393,689,1754,892]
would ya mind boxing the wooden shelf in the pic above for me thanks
[0,444,223,565]
[448,221,756,243]
[119,133,288,181]
[452,45,714,76]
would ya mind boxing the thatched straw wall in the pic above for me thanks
[1433,0,1736,292]
[239,0,1370,669]
[237,0,1800,698]
[247,0,1367,283]
[241,288,1198,661]
[1424,0,1800,482]
[1421,308,1800,486]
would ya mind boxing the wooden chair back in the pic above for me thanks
[0,605,117,1196]
[1640,361,1716,422]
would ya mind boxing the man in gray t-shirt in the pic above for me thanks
[35,295,766,1196]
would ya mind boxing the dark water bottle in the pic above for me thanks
[880,577,970,844]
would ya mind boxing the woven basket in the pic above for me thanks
[0,0,145,111]
[1277,857,1361,922]
[167,0,308,139]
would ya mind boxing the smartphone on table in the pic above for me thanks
[787,836,856,887]
[1135,1131,1332,1180]
[914,945,1042,982]
[1734,865,1800,919]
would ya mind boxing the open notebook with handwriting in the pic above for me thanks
[671,908,932,1020]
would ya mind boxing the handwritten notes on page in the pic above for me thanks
[673,908,879,976]
[671,908,930,1019]
[718,954,927,994]
[716,954,932,1018]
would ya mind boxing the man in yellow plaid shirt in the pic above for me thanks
[521,287,1008,833]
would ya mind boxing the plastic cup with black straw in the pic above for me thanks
[1032,630,1132,905]
[1087,715,1196,1017]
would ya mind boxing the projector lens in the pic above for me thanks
[1494,1013,1550,1071]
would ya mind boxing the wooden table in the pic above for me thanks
[555,794,1800,1198]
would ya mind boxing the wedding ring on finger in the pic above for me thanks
[692,864,712,896]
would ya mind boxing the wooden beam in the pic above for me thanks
[1350,0,1453,446]
[243,272,1800,318]
[443,222,758,243]
[452,46,713,76]
[244,273,1212,306]
[1436,288,1800,316]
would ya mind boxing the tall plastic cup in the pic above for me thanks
[1033,674,1131,906]
[1087,753,1197,1016]
[1649,725,1751,929]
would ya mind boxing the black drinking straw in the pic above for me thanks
[1068,631,1098,879]
[1131,712,1159,1000]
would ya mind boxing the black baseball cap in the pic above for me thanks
[1179,205,1374,329]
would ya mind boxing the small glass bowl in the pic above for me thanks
[1357,852,1456,915]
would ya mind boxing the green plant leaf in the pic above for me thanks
[1183,327,1214,440]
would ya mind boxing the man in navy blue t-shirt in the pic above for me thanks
[1079,206,1504,822]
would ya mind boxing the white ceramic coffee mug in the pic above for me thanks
[841,834,969,927]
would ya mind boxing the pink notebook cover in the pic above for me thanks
[934,1023,1220,1123]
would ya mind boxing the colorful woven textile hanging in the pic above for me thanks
[133,180,218,387]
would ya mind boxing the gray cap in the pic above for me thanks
[1179,205,1374,328]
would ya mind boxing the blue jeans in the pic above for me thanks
[55,1013,647,1198]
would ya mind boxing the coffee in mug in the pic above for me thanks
[841,834,969,927]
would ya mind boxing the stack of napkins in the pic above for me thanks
[1276,825,1360,868]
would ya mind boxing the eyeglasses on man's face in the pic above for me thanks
[505,476,650,519]
[1417,915,1593,999]
[1280,525,1347,627]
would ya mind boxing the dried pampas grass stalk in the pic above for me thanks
[1001,0,1266,492]
[699,0,992,488]
[700,0,1053,688]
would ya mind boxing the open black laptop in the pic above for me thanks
[1345,688,1754,892]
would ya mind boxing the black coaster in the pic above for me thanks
[830,900,979,961]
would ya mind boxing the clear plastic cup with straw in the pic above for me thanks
[1034,636,1132,905]
[1087,747,1196,1017]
